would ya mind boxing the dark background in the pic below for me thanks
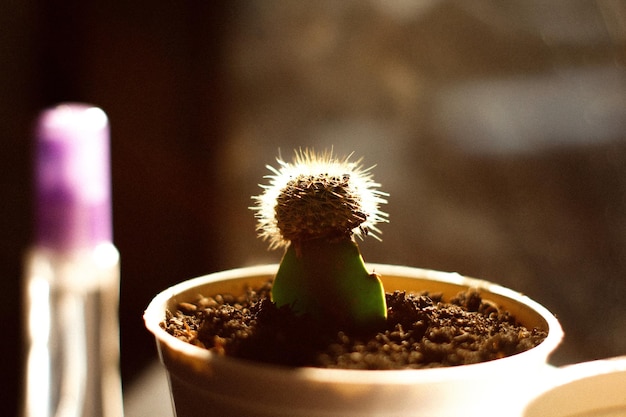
[2,2,625,416]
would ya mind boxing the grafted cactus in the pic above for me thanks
[252,149,389,330]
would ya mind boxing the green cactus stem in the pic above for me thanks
[273,238,387,330]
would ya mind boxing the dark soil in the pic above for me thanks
[162,281,547,369]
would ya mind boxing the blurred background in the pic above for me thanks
[2,1,625,416]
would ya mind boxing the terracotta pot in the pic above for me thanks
[144,264,563,417]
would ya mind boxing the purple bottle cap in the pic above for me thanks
[35,103,113,250]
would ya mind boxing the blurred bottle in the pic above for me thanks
[22,103,124,417]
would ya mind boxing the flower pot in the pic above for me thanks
[523,356,626,417]
[144,264,563,417]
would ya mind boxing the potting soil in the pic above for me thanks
[162,281,547,369]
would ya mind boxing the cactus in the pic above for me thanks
[252,149,388,330]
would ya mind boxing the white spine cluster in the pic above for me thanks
[251,149,388,250]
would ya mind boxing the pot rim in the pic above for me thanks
[144,263,563,385]
[523,356,626,416]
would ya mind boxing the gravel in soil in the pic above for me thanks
[162,281,547,369]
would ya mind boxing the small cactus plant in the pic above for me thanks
[252,149,389,330]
